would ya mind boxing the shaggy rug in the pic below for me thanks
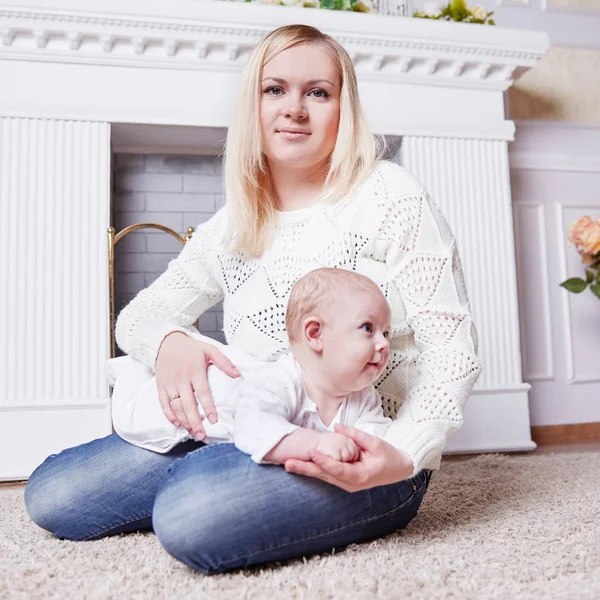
[1,452,599,600]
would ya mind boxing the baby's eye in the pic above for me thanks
[383,330,390,339]
[361,323,373,334]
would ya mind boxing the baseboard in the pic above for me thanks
[0,402,112,481]
[444,386,536,455]
[531,422,600,445]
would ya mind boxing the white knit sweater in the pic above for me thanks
[115,160,482,474]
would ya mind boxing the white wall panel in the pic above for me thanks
[514,202,554,382]
[511,120,600,427]
[402,136,524,389]
[0,118,112,479]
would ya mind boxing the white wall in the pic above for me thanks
[510,120,600,427]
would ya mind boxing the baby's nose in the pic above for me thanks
[376,336,390,352]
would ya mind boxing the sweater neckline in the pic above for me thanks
[274,201,327,226]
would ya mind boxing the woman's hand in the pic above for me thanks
[284,424,414,492]
[154,332,241,440]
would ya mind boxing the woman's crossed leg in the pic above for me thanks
[24,433,202,541]
[152,443,430,573]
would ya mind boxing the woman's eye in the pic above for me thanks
[310,89,329,99]
[361,323,373,333]
[265,86,283,96]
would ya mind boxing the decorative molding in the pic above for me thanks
[0,2,549,91]
[514,202,555,383]
[557,203,600,385]
[510,120,600,172]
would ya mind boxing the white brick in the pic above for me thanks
[183,173,224,194]
[115,154,144,169]
[115,295,136,312]
[116,272,146,294]
[115,211,184,232]
[120,172,182,193]
[145,271,170,287]
[116,252,175,274]
[146,232,185,253]
[112,193,146,212]
[184,212,213,228]
[114,232,146,253]
[197,312,217,331]
[145,193,215,213]
[214,193,226,209]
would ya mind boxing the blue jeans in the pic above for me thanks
[25,434,431,574]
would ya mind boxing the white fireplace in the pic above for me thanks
[0,0,550,479]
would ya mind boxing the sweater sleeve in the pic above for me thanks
[114,211,225,369]
[379,168,482,475]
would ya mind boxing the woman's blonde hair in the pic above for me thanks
[223,24,385,258]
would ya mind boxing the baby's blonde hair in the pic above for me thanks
[286,268,385,344]
[223,24,385,258]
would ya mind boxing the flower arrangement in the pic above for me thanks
[413,0,495,24]
[560,216,600,300]
[250,0,376,12]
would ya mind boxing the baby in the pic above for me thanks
[107,268,392,464]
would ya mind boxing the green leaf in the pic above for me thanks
[333,0,346,9]
[560,278,588,293]
[320,0,335,7]
[586,270,596,283]
[590,283,600,300]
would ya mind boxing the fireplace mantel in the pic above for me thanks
[1,0,548,138]
[0,1,550,479]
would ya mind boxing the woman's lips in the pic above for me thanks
[277,131,310,140]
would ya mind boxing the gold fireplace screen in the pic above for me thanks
[107,223,195,358]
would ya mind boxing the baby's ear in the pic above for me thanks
[303,316,323,352]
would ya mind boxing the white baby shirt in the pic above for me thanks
[107,337,391,462]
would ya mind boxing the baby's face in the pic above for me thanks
[319,290,391,393]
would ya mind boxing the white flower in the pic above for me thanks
[281,0,304,5]
[471,5,487,19]
[423,1,443,16]
[258,0,282,4]
[303,0,319,5]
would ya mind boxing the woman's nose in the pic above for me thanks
[283,97,307,120]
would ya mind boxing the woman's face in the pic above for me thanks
[260,43,341,172]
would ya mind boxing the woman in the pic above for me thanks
[25,24,481,574]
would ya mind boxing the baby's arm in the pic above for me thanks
[233,360,359,464]
[265,429,359,463]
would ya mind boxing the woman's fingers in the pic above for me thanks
[308,449,356,480]
[166,396,189,431]
[178,382,206,440]
[157,387,182,427]
[333,424,380,452]
[285,459,354,492]
[191,376,217,425]
[206,348,241,379]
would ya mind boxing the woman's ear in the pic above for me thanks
[302,316,323,352]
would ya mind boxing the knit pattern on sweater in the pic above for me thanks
[115,160,482,473]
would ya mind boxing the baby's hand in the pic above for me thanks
[314,432,360,462]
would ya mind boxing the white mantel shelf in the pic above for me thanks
[1,0,548,139]
[0,1,550,479]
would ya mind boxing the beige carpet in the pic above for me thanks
[2,452,599,600]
